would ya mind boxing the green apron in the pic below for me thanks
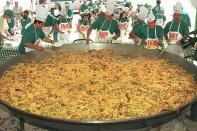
[21,16,31,35]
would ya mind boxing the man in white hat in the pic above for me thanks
[164,1,189,44]
[129,6,148,45]
[144,11,164,49]
[18,6,57,54]
[164,1,189,56]
[86,0,120,43]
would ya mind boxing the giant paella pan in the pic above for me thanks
[0,43,197,131]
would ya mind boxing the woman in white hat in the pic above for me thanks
[86,0,120,43]
[144,11,164,49]
[77,9,91,39]
[54,9,72,43]
[117,7,130,43]
[164,1,189,56]
[18,6,57,54]
[129,6,148,45]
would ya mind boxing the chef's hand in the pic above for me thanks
[85,37,90,44]
[47,34,51,38]
[167,39,171,44]
[36,46,44,51]
[52,40,58,44]
[194,42,197,48]
[133,36,139,43]
[113,35,118,40]
[82,33,85,39]
[176,41,181,45]
[8,38,15,42]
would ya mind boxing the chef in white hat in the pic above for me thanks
[86,0,120,43]
[77,9,91,39]
[144,11,164,49]
[117,7,130,43]
[18,6,57,54]
[129,6,149,45]
[164,1,189,56]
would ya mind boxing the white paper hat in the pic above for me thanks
[65,3,69,6]
[106,0,116,14]
[173,1,183,14]
[36,5,49,22]
[86,1,90,5]
[60,8,65,15]
[54,9,60,16]
[122,7,129,12]
[147,11,155,21]
[83,9,90,14]
[138,6,148,21]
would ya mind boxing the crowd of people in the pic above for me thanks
[0,0,195,56]
[0,0,196,122]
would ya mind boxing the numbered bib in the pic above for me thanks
[169,32,179,41]
[98,31,109,39]
[120,23,128,29]
[145,39,159,49]
[80,25,89,31]
[60,23,70,31]
[156,19,163,26]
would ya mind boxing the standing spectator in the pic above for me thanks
[3,0,12,11]
[12,1,23,25]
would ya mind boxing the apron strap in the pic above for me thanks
[100,20,106,30]
[169,21,180,33]
[33,24,37,40]
[100,20,112,31]
[169,22,173,32]
[147,27,158,39]
[155,27,157,39]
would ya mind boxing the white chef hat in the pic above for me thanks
[86,1,90,5]
[83,9,90,14]
[147,11,155,22]
[122,7,129,13]
[65,2,69,6]
[54,9,60,16]
[173,1,183,14]
[105,0,116,14]
[60,8,65,15]
[36,5,49,22]
[138,6,148,21]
